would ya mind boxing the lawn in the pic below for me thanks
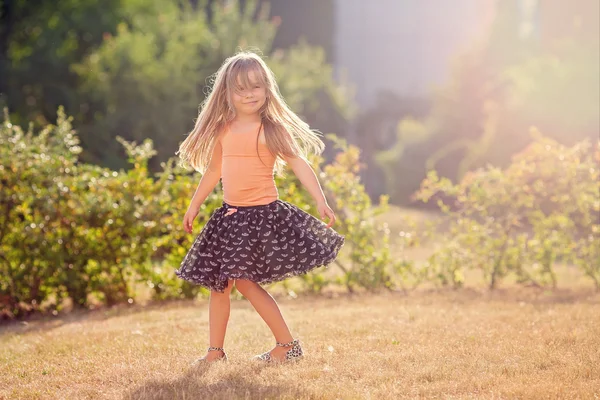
[2,205,599,399]
[1,282,599,399]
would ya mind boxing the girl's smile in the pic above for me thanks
[231,70,266,115]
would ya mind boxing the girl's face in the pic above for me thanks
[231,70,267,116]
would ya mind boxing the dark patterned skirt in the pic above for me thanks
[175,199,345,293]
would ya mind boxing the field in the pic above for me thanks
[1,283,599,399]
[1,205,599,399]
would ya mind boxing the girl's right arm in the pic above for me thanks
[183,140,223,233]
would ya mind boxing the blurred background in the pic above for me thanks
[1,0,599,321]
[1,0,598,205]
[2,6,599,394]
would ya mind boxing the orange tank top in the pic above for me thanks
[219,124,279,206]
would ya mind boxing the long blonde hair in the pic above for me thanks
[176,50,325,175]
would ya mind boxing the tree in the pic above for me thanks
[0,0,122,126]
[1,0,352,172]
[73,0,352,172]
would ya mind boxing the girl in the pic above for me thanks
[174,51,345,365]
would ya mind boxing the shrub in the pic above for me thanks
[415,129,599,290]
[1,108,402,319]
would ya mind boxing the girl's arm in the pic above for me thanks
[284,154,337,228]
[187,140,223,212]
[284,155,327,205]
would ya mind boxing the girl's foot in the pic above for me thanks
[191,347,227,365]
[265,343,292,361]
[252,339,304,363]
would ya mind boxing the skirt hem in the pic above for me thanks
[175,239,343,293]
[174,199,345,293]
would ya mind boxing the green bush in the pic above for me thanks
[415,129,599,290]
[0,107,174,316]
[4,107,595,321]
[1,108,401,319]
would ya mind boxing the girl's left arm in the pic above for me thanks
[284,155,337,228]
[284,155,326,204]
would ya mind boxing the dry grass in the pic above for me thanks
[2,205,598,399]
[1,284,599,399]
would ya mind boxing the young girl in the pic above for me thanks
[174,51,345,365]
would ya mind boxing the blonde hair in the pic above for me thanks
[176,50,325,175]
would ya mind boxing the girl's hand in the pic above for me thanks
[183,208,200,234]
[317,201,336,229]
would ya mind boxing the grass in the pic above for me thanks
[1,284,599,399]
[2,204,599,399]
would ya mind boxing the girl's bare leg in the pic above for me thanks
[201,279,234,361]
[234,279,295,361]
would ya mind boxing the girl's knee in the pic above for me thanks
[234,279,258,294]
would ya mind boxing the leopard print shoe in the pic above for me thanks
[191,346,228,366]
[252,339,304,363]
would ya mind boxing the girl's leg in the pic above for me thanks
[234,279,295,361]
[202,279,234,361]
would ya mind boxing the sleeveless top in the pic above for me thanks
[219,124,279,206]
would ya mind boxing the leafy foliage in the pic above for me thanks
[0,0,122,125]
[0,108,396,319]
[72,0,352,172]
[415,130,599,290]
[2,0,352,173]
[2,108,597,321]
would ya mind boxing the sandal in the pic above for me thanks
[191,346,228,365]
[251,339,304,363]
